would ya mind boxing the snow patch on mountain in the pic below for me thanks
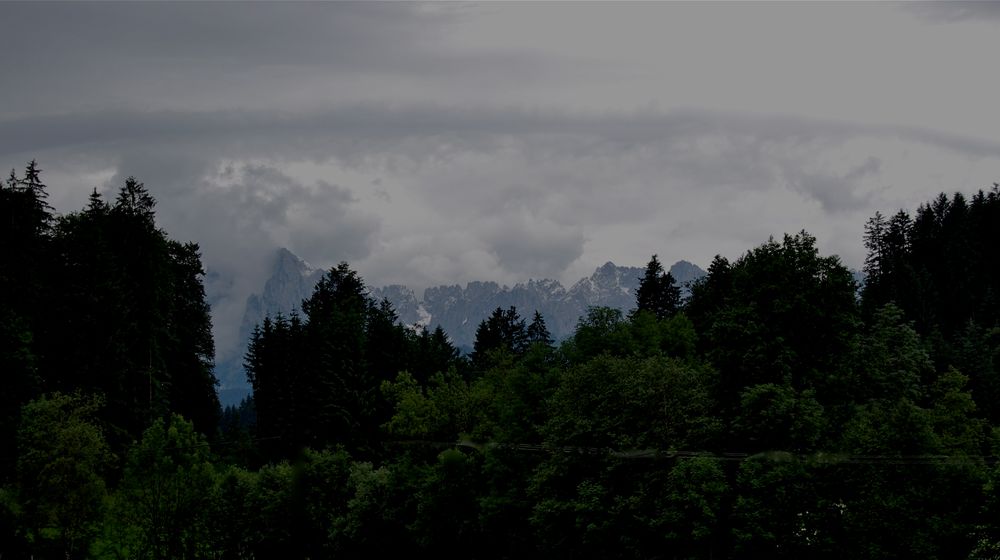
[215,248,706,405]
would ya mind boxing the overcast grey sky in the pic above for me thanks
[3,1,1000,358]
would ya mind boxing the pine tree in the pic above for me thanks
[0,162,53,479]
[411,325,460,383]
[471,306,528,370]
[634,254,681,320]
[302,263,373,450]
[113,176,156,224]
[863,211,887,283]
[38,175,220,443]
[526,311,553,348]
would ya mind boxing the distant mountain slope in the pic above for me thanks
[215,249,705,405]
[216,248,325,405]
[237,248,325,353]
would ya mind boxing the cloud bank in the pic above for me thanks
[3,1,999,360]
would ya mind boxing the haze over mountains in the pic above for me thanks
[215,248,705,404]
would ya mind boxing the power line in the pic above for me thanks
[387,440,999,465]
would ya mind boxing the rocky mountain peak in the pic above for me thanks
[216,248,706,405]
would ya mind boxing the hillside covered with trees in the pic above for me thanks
[3,161,1000,558]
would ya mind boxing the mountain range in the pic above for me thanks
[215,248,705,405]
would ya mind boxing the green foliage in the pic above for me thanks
[856,304,932,404]
[247,263,446,460]
[209,465,258,559]
[690,232,859,389]
[543,354,718,450]
[928,367,987,454]
[41,175,219,442]
[564,306,633,360]
[660,457,728,555]
[687,231,860,453]
[955,323,1000,424]
[628,310,698,359]
[842,398,938,455]
[409,325,462,384]
[732,460,838,558]
[97,414,216,560]
[862,187,1000,385]
[410,448,483,553]
[0,309,39,481]
[7,161,1000,558]
[17,392,112,558]
[734,384,826,452]
[0,484,29,557]
[526,310,554,348]
[472,306,529,371]
[473,359,555,443]
[382,368,472,440]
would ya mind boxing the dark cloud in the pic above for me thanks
[4,1,998,364]
[1,3,440,77]
[0,2,555,118]
[89,150,378,356]
[6,104,997,301]
[781,157,881,214]
[481,212,585,279]
[904,1,1000,23]
[6,106,999,171]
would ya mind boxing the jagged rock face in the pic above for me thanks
[370,284,423,325]
[669,260,706,288]
[387,260,706,350]
[216,248,706,405]
[236,248,324,349]
[216,249,325,405]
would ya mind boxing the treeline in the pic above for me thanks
[3,160,1000,558]
[0,162,220,449]
[1,162,220,557]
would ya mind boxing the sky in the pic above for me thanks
[3,1,1000,360]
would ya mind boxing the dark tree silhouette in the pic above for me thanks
[634,254,681,320]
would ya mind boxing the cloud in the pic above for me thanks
[6,105,1000,172]
[480,210,585,279]
[7,109,995,367]
[5,0,1000,367]
[0,2,558,119]
[9,104,1000,295]
[779,156,882,214]
[88,151,378,357]
[904,1,1000,23]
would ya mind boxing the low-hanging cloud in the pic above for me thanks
[88,151,379,357]
[5,1,1000,365]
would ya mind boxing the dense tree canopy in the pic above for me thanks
[4,161,1000,559]
[1,165,220,486]
[471,306,529,371]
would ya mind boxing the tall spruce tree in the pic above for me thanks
[248,263,405,459]
[634,254,681,320]
[0,162,53,481]
[39,176,219,442]
[526,311,553,348]
[471,306,528,370]
[303,263,373,450]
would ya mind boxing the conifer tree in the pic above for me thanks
[34,174,220,442]
[526,310,553,348]
[0,162,53,479]
[471,306,528,370]
[634,254,681,320]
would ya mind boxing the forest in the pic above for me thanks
[3,160,1000,559]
